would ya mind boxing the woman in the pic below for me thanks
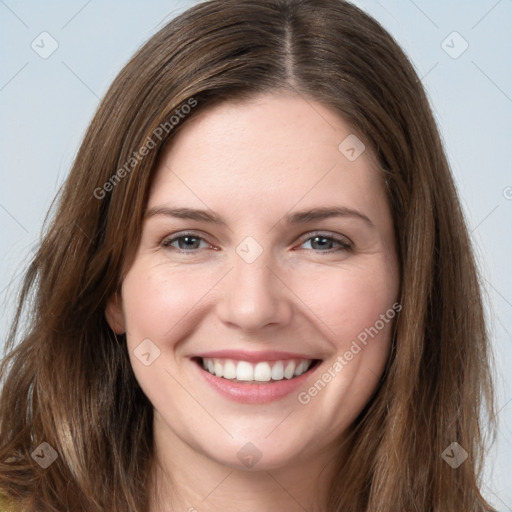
[0,0,496,510]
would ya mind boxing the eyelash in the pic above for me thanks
[161,231,352,255]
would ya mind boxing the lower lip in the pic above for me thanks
[195,360,320,404]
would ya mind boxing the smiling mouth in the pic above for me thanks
[193,357,322,384]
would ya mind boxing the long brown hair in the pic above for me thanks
[0,0,496,510]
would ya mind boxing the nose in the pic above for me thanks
[216,248,294,334]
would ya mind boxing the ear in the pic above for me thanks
[105,292,126,334]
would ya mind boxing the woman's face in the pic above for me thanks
[107,92,400,473]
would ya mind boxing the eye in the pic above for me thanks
[161,232,214,253]
[297,233,352,253]
[160,231,352,255]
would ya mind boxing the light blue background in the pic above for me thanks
[1,0,511,508]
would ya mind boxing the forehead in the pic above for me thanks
[148,92,386,219]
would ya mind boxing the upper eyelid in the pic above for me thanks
[162,230,352,248]
[161,230,213,245]
[296,231,352,245]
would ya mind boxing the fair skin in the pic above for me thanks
[106,92,400,512]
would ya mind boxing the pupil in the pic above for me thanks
[182,236,198,249]
[312,236,330,250]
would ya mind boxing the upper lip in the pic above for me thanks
[191,349,321,363]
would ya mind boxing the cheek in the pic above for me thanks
[290,260,398,433]
[291,259,399,352]
[121,262,215,345]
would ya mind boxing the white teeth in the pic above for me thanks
[200,357,314,382]
[271,361,284,380]
[236,361,254,381]
[294,361,308,376]
[214,359,223,377]
[223,360,236,379]
[254,362,272,382]
[284,361,295,379]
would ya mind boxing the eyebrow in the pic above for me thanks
[144,206,375,229]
